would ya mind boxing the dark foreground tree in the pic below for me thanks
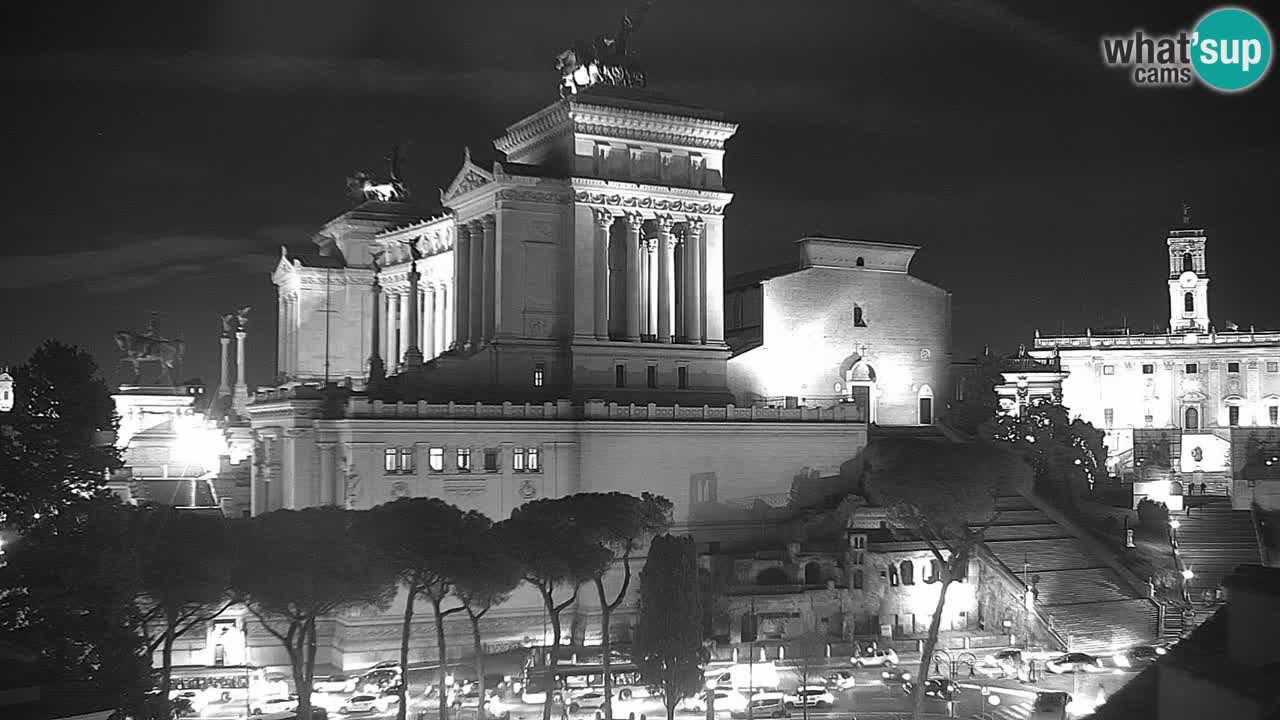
[0,340,120,531]
[364,498,474,720]
[453,516,523,720]
[942,349,1004,435]
[988,397,1106,512]
[634,534,706,720]
[864,438,1030,720]
[234,507,396,720]
[496,497,610,720]
[133,505,237,715]
[576,492,672,719]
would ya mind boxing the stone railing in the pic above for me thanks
[1035,330,1280,350]
[337,398,866,422]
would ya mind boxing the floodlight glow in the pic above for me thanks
[1181,568,1194,580]
[1170,519,1181,530]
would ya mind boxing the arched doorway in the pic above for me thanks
[917,385,934,424]
[804,561,822,585]
[1184,406,1200,430]
[840,354,878,423]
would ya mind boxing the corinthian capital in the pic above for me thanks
[656,215,676,235]
[685,216,705,237]
[592,207,615,229]
[625,213,645,232]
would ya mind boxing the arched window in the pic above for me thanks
[900,560,915,585]
[853,305,867,327]
[1184,292,1195,313]
[852,569,864,590]
[804,562,822,585]
[925,559,940,583]
[1183,252,1194,272]
[1185,406,1200,430]
[888,565,899,587]
[855,256,865,267]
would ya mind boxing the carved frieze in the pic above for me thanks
[573,191,725,216]
[496,189,572,205]
[443,479,487,496]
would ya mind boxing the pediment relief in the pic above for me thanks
[1223,394,1246,405]
[1180,390,1207,402]
[441,151,495,204]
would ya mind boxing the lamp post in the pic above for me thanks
[705,678,717,720]
[1169,519,1181,548]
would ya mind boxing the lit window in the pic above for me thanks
[1270,406,1278,425]
[1103,365,1115,375]
[615,364,627,388]
[533,363,545,387]
[647,365,657,389]
[1142,364,1154,374]
[527,447,541,472]
[428,447,444,473]
[384,448,398,473]
[1269,362,1279,373]
[513,447,526,472]
[1104,408,1114,427]
[484,449,499,473]
[888,566,899,587]
[677,366,689,389]
[1186,363,1198,374]
[1229,406,1240,426]
[398,447,415,473]
[850,534,866,550]
[456,448,471,472]
[1228,362,1241,373]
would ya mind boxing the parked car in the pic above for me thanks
[988,648,1025,678]
[339,694,389,714]
[359,669,402,693]
[852,648,899,667]
[824,670,857,690]
[880,668,912,685]
[731,693,789,719]
[1114,645,1165,668]
[567,690,608,713]
[315,674,358,693]
[784,686,835,709]
[680,689,748,713]
[370,661,402,671]
[251,696,299,715]
[1044,653,1103,674]
[902,677,960,702]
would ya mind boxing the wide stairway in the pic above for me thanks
[980,496,1159,655]
[1175,497,1260,607]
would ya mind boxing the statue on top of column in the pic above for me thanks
[114,312,185,386]
[556,1,653,98]
[346,144,411,202]
[219,307,251,337]
[1179,201,1193,227]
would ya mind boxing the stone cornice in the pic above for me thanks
[495,103,573,155]
[495,98,739,158]
[570,177,732,217]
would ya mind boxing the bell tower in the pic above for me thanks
[1167,203,1209,333]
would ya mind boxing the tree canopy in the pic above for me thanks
[634,534,705,720]
[988,397,1107,511]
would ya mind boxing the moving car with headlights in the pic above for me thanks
[824,670,857,690]
[1113,645,1165,668]
[340,693,390,714]
[902,677,960,702]
[880,668,912,685]
[784,686,834,709]
[679,689,748,714]
[1044,653,1103,674]
[731,692,790,719]
[251,696,299,715]
[987,648,1025,678]
[358,669,401,693]
[852,648,899,668]
[567,690,608,713]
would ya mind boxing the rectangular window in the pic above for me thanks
[456,448,471,472]
[615,363,627,388]
[1228,362,1241,373]
[677,366,689,389]
[1142,364,1155,374]
[513,447,526,472]
[1103,365,1115,375]
[483,449,499,473]
[398,447,415,473]
[1229,406,1241,426]
[533,363,545,387]
[1104,408,1114,427]
[384,447,398,473]
[428,447,444,473]
[1271,406,1278,425]
[1269,362,1279,373]
[646,365,657,389]
[527,447,541,472]
[1186,363,1198,374]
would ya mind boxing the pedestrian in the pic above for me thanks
[1200,482,1207,496]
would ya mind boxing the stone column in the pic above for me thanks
[439,283,450,353]
[625,214,643,342]
[593,209,614,339]
[657,217,676,343]
[645,239,659,338]
[285,294,297,378]
[276,294,286,377]
[468,219,485,347]
[399,289,413,368]
[403,260,423,369]
[368,277,385,384]
[217,333,232,399]
[703,217,726,344]
[684,218,705,344]
[454,225,472,350]
[481,215,497,344]
[386,290,399,373]
[423,285,436,359]
[317,442,336,506]
[233,330,249,414]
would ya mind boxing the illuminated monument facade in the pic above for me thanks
[1026,207,1280,511]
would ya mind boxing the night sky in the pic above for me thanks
[3,1,1277,391]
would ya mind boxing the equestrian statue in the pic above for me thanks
[347,144,411,203]
[114,313,185,386]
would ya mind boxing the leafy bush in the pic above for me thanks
[1137,498,1170,533]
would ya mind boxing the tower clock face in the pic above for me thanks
[1179,271,1198,288]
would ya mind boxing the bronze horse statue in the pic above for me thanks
[114,329,185,386]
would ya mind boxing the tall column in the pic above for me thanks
[439,283,450,353]
[285,294,296,378]
[684,218,704,344]
[217,334,232,399]
[369,277,385,384]
[481,215,497,343]
[454,225,472,350]
[646,239,659,338]
[399,289,413,368]
[657,217,676,343]
[386,290,399,373]
[468,219,485,347]
[404,261,423,369]
[276,294,286,378]
[703,217,726,344]
[625,214,643,341]
[423,285,436,359]
[593,209,613,339]
[233,330,249,414]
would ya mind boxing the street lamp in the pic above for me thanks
[1169,519,1181,547]
[705,678,717,720]
[1181,568,1194,581]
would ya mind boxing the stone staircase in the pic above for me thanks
[1175,498,1260,607]
[981,495,1159,655]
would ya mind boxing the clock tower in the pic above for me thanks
[1167,203,1209,333]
